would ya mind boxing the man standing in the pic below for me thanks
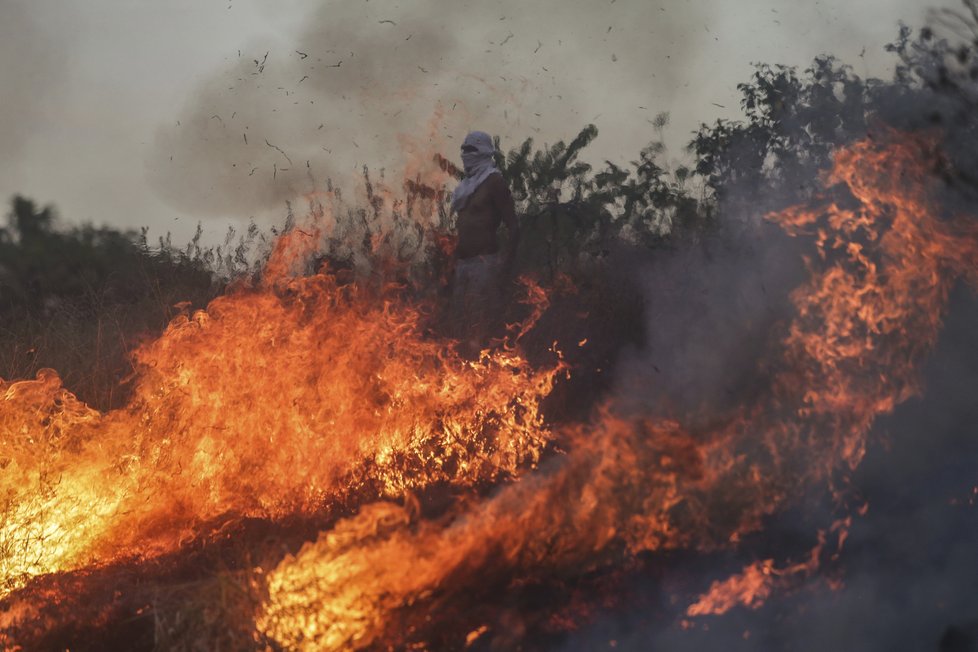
[450,130,520,354]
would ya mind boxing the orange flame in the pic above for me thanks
[256,131,978,648]
[0,228,559,601]
[1,130,976,649]
[685,560,777,617]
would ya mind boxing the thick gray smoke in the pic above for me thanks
[612,218,809,426]
[0,1,68,190]
[561,285,978,652]
[145,0,709,217]
[0,0,949,237]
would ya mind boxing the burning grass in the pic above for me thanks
[1,129,977,649]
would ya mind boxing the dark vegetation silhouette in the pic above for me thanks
[0,198,219,409]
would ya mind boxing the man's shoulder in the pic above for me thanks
[482,171,510,193]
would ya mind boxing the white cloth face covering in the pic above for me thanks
[451,130,500,213]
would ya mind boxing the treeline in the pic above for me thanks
[0,198,219,409]
[2,11,976,412]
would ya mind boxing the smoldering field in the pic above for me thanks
[562,218,978,652]
[2,5,978,652]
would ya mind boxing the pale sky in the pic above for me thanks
[0,0,954,245]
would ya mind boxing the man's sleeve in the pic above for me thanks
[490,174,520,265]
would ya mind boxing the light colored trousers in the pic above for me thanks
[450,253,502,352]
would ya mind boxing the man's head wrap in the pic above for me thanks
[451,130,500,213]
